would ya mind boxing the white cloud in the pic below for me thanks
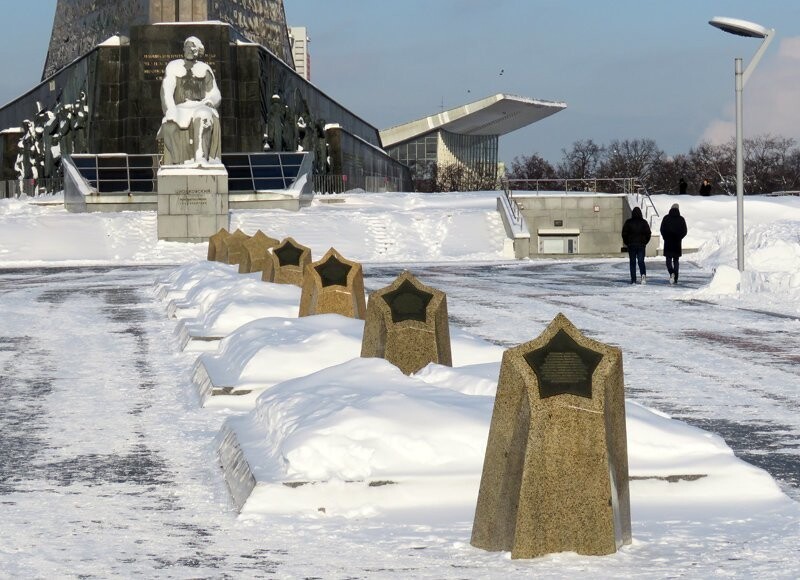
[701,36,800,146]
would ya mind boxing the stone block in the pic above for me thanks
[271,237,312,286]
[298,248,367,319]
[239,230,279,274]
[157,166,229,242]
[471,313,631,559]
[360,270,452,375]
[157,192,170,213]
[157,214,187,238]
[208,227,230,261]
[188,215,222,239]
[220,229,250,265]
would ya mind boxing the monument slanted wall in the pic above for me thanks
[44,0,294,80]
[2,22,412,191]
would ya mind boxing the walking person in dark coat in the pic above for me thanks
[621,206,651,284]
[699,179,712,196]
[660,203,688,284]
[679,178,688,195]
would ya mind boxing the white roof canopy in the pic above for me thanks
[380,93,566,148]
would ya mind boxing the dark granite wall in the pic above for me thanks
[44,0,293,79]
[1,22,410,189]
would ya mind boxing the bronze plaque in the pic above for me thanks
[315,256,351,287]
[381,280,433,323]
[524,329,603,399]
[274,243,303,266]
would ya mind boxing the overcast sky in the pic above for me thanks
[2,1,800,165]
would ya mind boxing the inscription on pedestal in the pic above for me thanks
[361,271,451,375]
[381,280,433,323]
[524,329,603,399]
[316,256,351,288]
[274,243,303,267]
[178,189,213,208]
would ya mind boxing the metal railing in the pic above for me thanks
[506,177,641,194]
[499,179,522,225]
[1,178,64,199]
[628,184,659,227]
[313,174,404,194]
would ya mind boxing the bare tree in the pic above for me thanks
[557,139,604,179]
[688,141,735,194]
[598,139,664,185]
[508,153,556,180]
[745,135,796,193]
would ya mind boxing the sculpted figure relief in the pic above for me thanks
[158,37,222,165]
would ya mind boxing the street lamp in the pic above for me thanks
[709,16,775,272]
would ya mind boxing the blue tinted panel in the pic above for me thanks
[129,180,155,193]
[249,154,281,167]
[222,154,251,166]
[252,166,283,178]
[98,180,129,193]
[129,168,154,180]
[227,166,252,179]
[281,153,305,165]
[97,168,128,181]
[282,165,301,178]
[78,169,97,181]
[72,156,97,169]
[97,156,128,168]
[229,178,255,191]
[128,155,156,168]
[254,178,288,190]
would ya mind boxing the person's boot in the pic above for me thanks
[641,275,647,285]
[669,274,675,285]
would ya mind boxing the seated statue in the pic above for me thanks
[158,36,222,165]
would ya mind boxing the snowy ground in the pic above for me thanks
[0,191,799,577]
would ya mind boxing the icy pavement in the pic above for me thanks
[0,262,799,578]
[365,259,800,500]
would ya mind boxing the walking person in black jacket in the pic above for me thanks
[621,206,651,284]
[660,203,688,284]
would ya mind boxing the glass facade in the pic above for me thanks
[388,130,499,184]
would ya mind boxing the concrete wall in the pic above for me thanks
[513,194,660,258]
[516,194,627,257]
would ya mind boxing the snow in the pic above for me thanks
[1,190,799,577]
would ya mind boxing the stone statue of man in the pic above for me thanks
[158,36,222,165]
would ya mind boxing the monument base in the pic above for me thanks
[157,164,230,242]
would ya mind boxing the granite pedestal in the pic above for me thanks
[360,270,452,375]
[471,313,631,558]
[299,248,366,319]
[157,165,229,243]
[239,230,280,274]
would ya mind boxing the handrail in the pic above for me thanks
[628,184,659,227]
[500,179,522,225]
[506,177,640,194]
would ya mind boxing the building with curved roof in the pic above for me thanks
[381,93,566,188]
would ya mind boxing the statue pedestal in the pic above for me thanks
[157,165,229,242]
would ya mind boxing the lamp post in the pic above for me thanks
[709,17,775,272]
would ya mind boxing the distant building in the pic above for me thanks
[289,27,311,81]
[381,94,566,189]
